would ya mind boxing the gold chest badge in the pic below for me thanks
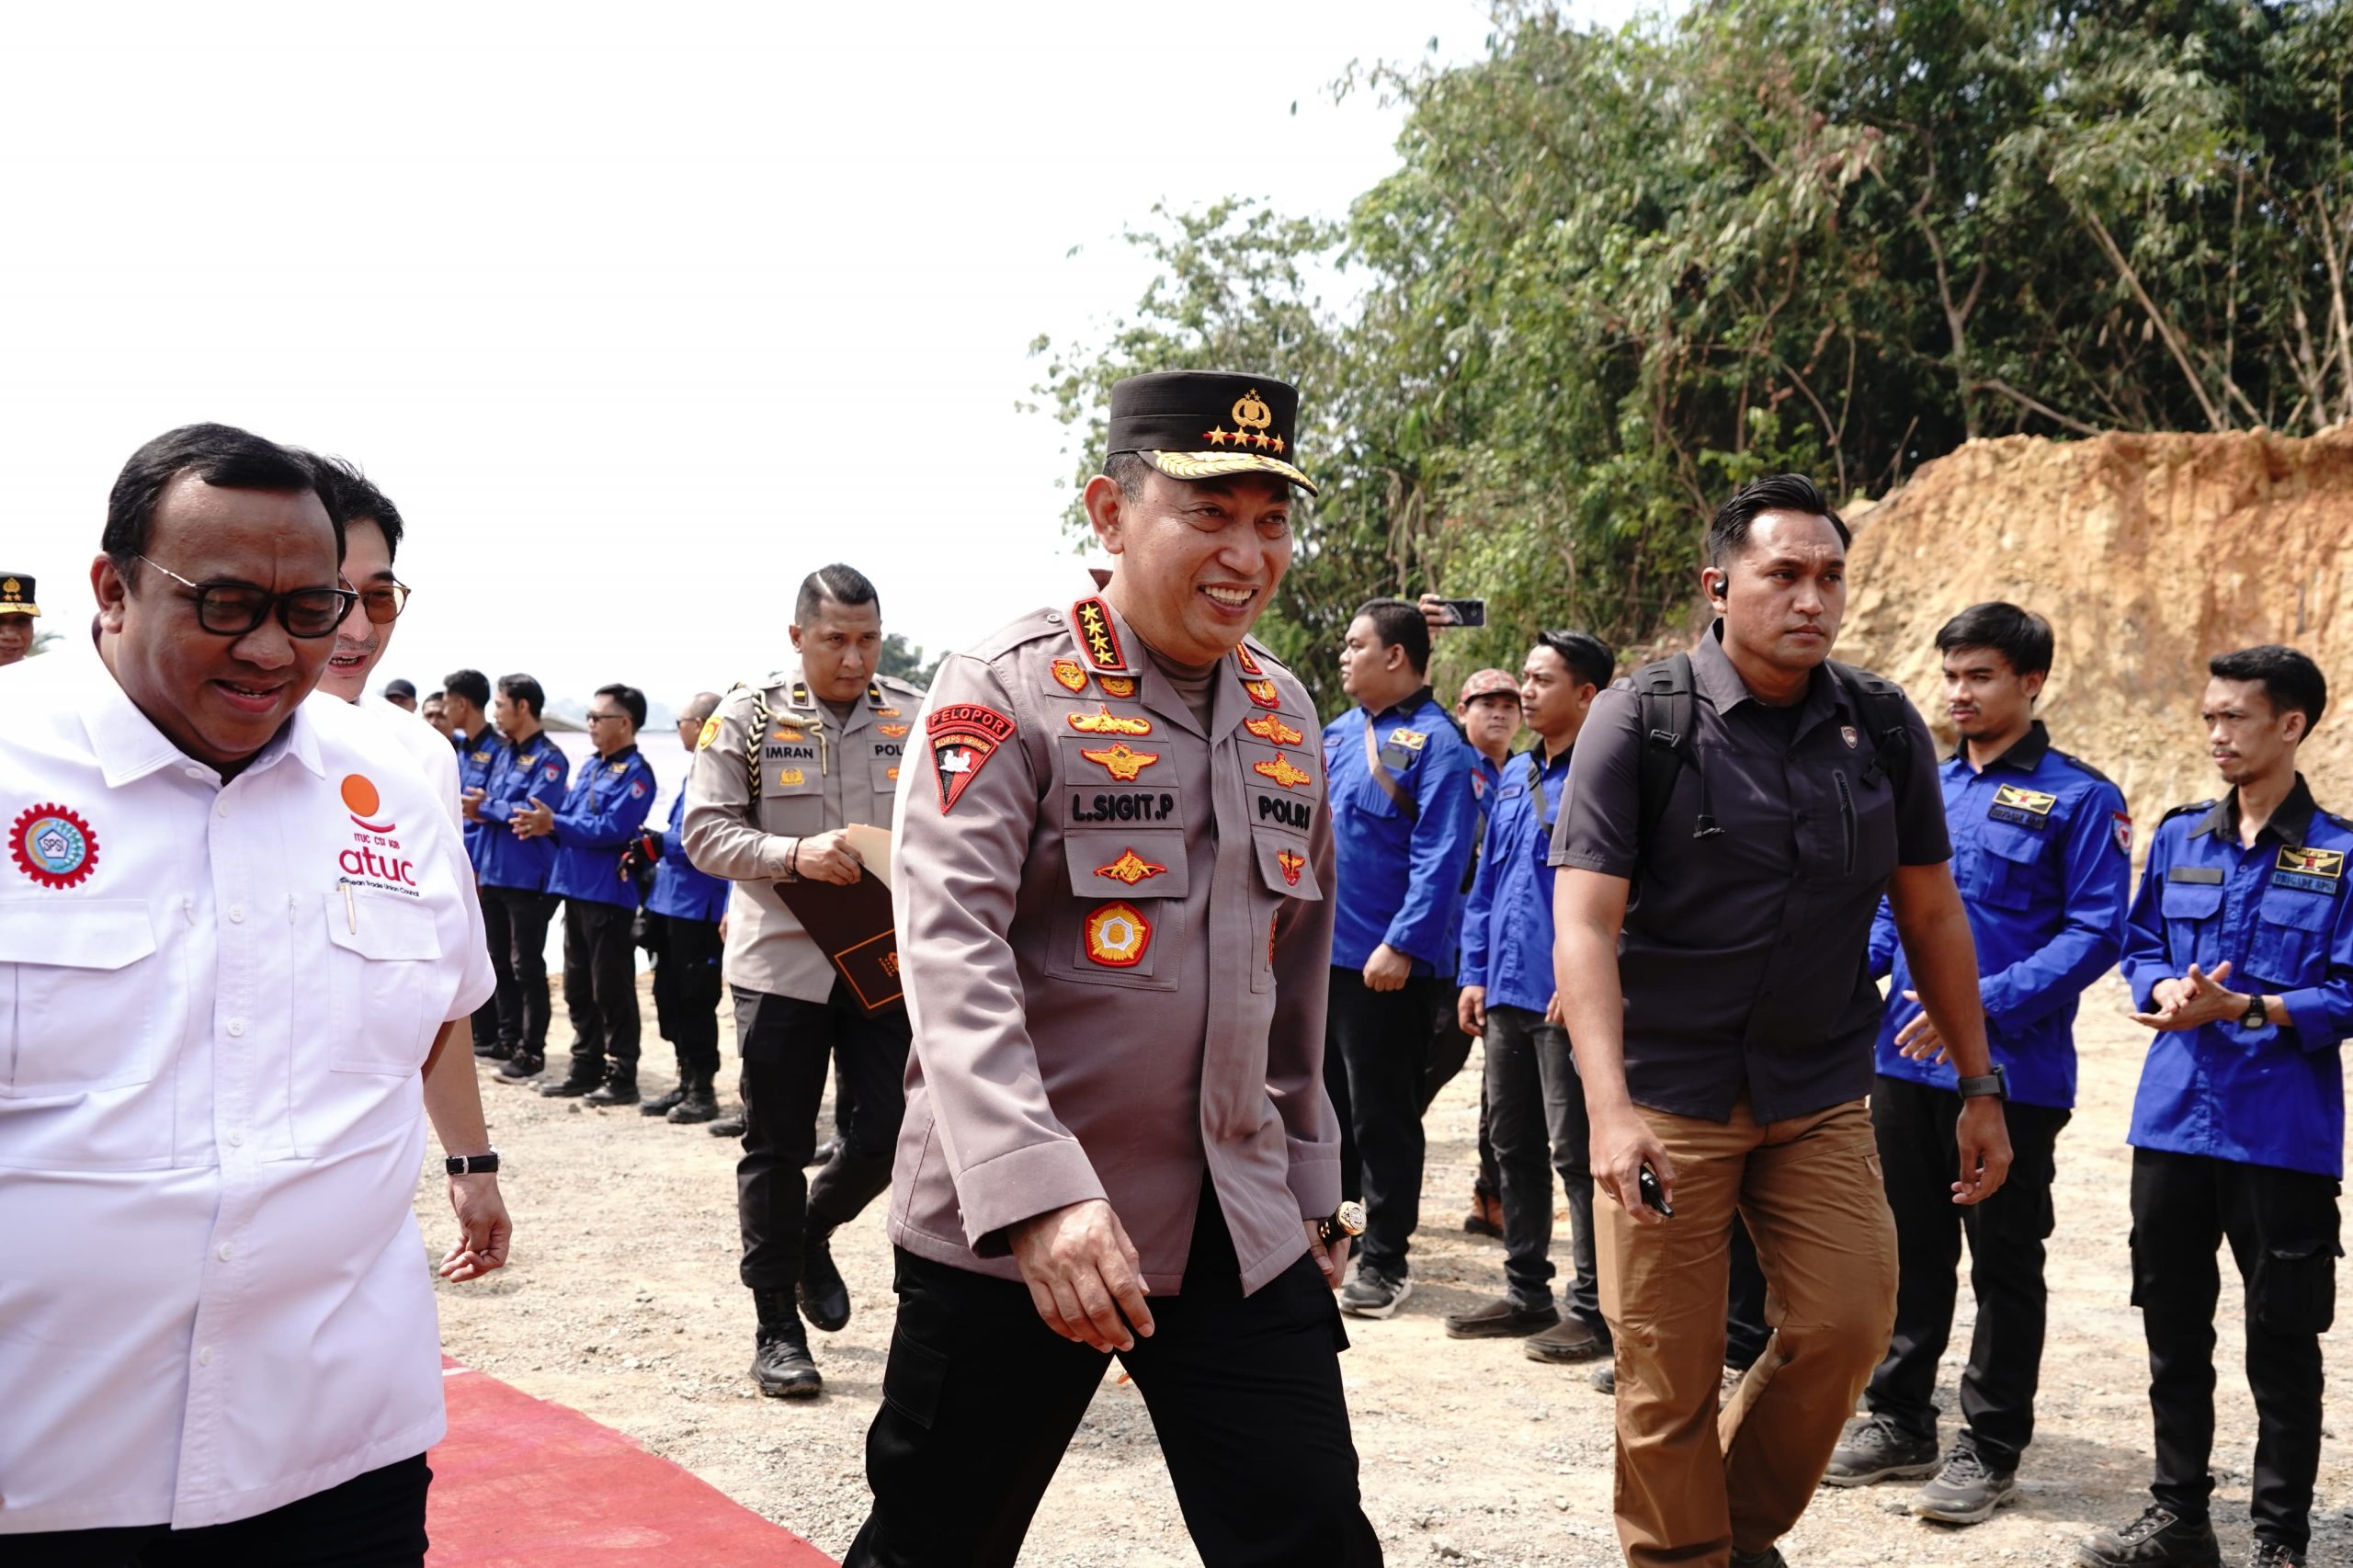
[1094,848,1169,886]
[1253,753,1313,790]
[1068,706,1153,737]
[1079,742,1160,782]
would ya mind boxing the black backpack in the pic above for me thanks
[1629,652,1914,868]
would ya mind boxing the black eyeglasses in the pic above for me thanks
[137,556,358,640]
[351,580,410,625]
[585,710,630,724]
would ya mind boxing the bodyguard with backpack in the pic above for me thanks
[1548,473,2014,1568]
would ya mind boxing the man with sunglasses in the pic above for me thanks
[0,423,502,1564]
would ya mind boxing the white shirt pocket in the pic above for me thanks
[324,891,446,1074]
[0,899,162,1099]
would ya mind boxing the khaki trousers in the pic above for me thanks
[1599,1096,1897,1567]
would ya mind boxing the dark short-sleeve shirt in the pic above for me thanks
[1549,625,1949,1122]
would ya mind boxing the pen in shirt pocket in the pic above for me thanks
[339,879,358,935]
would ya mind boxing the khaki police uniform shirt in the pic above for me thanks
[682,661,926,1001]
[885,592,1340,1296]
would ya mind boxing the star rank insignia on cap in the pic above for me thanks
[1094,848,1168,886]
[1276,848,1304,887]
[927,702,1017,812]
[1244,712,1303,747]
[1079,742,1159,782]
[1051,659,1088,693]
[1253,753,1312,790]
[1068,706,1153,737]
[1104,371,1317,494]
[1084,901,1153,968]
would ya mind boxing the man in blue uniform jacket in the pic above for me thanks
[468,673,570,1081]
[630,691,733,1125]
[2079,645,2353,1568]
[1322,596,1477,1319]
[1829,604,2131,1524]
[521,683,657,1106]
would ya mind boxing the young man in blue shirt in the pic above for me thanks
[1449,631,1615,1361]
[468,674,571,1083]
[631,690,733,1125]
[2080,645,2353,1568]
[1827,603,2131,1523]
[1323,597,1479,1318]
[521,683,658,1105]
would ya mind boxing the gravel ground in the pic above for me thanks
[418,972,2353,1564]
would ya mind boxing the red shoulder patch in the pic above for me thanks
[926,703,1017,813]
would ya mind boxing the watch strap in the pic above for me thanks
[1956,1065,2007,1100]
[2242,994,2269,1028]
[446,1151,500,1176]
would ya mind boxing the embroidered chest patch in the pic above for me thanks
[1244,712,1303,747]
[10,802,98,890]
[1094,848,1168,886]
[927,703,1017,813]
[1084,901,1152,967]
[1987,784,2057,829]
[2275,845,2345,895]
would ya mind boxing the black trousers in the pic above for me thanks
[12,1455,429,1567]
[1863,1074,2070,1470]
[733,981,911,1290]
[1324,969,1446,1278]
[479,885,557,1053]
[645,912,723,1077]
[2131,1147,2341,1551]
[844,1189,1382,1568]
[560,899,641,1080]
[1483,1005,1604,1332]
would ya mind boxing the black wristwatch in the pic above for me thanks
[1956,1064,2008,1103]
[2241,994,2269,1029]
[445,1151,500,1176]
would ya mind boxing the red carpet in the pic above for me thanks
[427,1359,837,1566]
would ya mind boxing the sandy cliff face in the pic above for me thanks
[1836,427,2353,834]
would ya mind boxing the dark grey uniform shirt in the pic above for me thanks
[1549,624,1949,1123]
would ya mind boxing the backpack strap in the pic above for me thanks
[1631,652,1722,869]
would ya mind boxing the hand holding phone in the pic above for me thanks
[1637,1164,1674,1219]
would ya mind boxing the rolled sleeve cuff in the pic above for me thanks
[954,1138,1107,1258]
[2280,987,2339,1051]
[1548,848,1631,877]
[1285,1139,1341,1220]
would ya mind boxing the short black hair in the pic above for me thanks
[496,673,546,720]
[1935,602,2054,680]
[423,688,447,705]
[308,453,405,563]
[442,668,491,709]
[104,423,332,578]
[596,682,647,730]
[1534,630,1615,691]
[1104,450,1154,500]
[383,677,417,700]
[795,563,880,626]
[2210,644,2327,735]
[1354,597,1432,676]
[1706,473,1850,571]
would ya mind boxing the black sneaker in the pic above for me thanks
[709,1111,746,1138]
[2076,1506,2222,1567]
[1443,1295,1560,1339]
[539,1072,602,1098]
[495,1051,544,1082]
[583,1079,639,1108]
[1337,1267,1412,1319]
[2247,1541,2304,1568]
[472,1038,515,1061]
[640,1086,687,1117]
[751,1323,822,1399]
[1523,1316,1607,1364]
[1910,1447,2018,1524]
[1822,1414,1940,1487]
[798,1226,850,1333]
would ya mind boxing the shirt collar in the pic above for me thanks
[1946,720,2052,774]
[76,657,322,788]
[2191,774,2318,850]
[1693,621,1838,729]
[1366,686,1435,726]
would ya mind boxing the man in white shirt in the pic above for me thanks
[1,423,503,1564]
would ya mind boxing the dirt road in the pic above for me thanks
[418,974,2352,1564]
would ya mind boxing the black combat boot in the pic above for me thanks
[584,1071,639,1108]
[750,1290,822,1398]
[799,1224,851,1333]
[640,1080,688,1117]
[668,1071,720,1124]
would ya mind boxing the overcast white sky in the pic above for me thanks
[2,1,1651,720]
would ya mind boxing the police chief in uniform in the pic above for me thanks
[844,372,1380,1567]
[2079,646,2353,1568]
[684,565,926,1396]
[1,571,40,665]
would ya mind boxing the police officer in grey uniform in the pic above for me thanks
[684,563,926,1397]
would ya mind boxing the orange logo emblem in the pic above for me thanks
[1051,659,1087,693]
[1276,848,1305,887]
[1244,712,1303,747]
[1098,675,1137,699]
[878,723,910,738]
[1068,706,1153,737]
[340,773,394,830]
[1079,742,1160,782]
[1084,901,1153,968]
[1095,849,1168,886]
[1243,677,1280,710]
[1253,752,1312,790]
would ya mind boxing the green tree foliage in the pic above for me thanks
[1034,0,2353,710]
[877,631,944,689]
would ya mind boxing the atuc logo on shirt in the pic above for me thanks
[336,774,419,892]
